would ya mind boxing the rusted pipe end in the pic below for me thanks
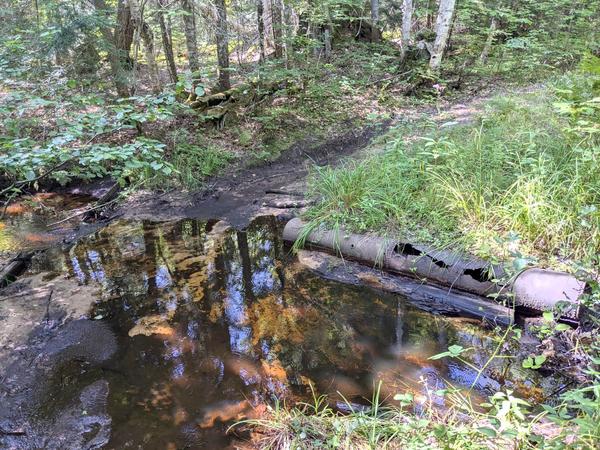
[511,268,585,320]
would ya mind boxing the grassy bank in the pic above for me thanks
[243,340,600,450]
[301,62,600,277]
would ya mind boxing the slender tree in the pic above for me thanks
[130,0,161,93]
[370,0,380,42]
[429,0,456,70]
[180,0,200,75]
[157,0,178,83]
[256,0,266,61]
[479,16,498,63]
[215,0,231,90]
[90,0,132,96]
[272,0,284,58]
[401,0,413,60]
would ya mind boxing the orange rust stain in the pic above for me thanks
[24,233,56,243]
[514,383,545,403]
[225,357,262,380]
[5,203,27,215]
[261,358,288,382]
[173,407,188,426]
[403,353,434,367]
[33,193,55,200]
[198,400,253,428]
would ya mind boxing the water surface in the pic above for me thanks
[29,216,553,449]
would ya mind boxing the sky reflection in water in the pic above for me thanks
[61,216,524,449]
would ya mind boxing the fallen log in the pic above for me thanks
[262,199,313,209]
[297,250,513,325]
[265,189,305,197]
[82,182,120,222]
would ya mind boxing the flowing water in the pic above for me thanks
[1,215,563,449]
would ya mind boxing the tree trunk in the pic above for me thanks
[400,0,413,60]
[323,26,332,59]
[140,22,161,92]
[370,0,380,42]
[272,0,284,58]
[215,0,231,90]
[180,0,200,75]
[445,0,460,52]
[262,0,274,51]
[283,2,295,56]
[257,0,266,62]
[157,0,178,83]
[425,0,434,29]
[90,0,131,96]
[479,17,497,63]
[130,0,161,93]
[116,0,135,67]
[429,0,456,70]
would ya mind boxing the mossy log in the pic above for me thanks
[187,80,289,129]
[187,80,287,112]
[188,91,233,110]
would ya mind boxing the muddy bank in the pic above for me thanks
[0,271,115,449]
[117,123,388,228]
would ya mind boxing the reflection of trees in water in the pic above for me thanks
[58,217,523,447]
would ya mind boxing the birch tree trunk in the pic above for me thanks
[180,0,200,75]
[400,0,413,60]
[157,0,178,83]
[215,0,231,90]
[257,0,266,61]
[370,0,380,41]
[479,17,497,63]
[429,0,456,70]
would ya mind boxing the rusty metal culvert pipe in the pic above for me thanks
[283,218,585,320]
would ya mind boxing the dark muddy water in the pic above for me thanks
[0,193,93,258]
[2,215,560,449]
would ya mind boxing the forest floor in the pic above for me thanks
[116,78,529,227]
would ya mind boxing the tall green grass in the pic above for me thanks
[240,343,600,450]
[303,71,600,270]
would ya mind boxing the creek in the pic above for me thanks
[0,210,567,449]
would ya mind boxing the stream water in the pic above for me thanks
[1,213,564,449]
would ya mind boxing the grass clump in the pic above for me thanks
[303,67,600,272]
[242,343,600,450]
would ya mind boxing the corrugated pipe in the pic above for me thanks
[283,218,585,320]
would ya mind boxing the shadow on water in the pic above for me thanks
[8,215,556,449]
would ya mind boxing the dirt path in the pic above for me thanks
[117,82,542,228]
[117,123,389,227]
